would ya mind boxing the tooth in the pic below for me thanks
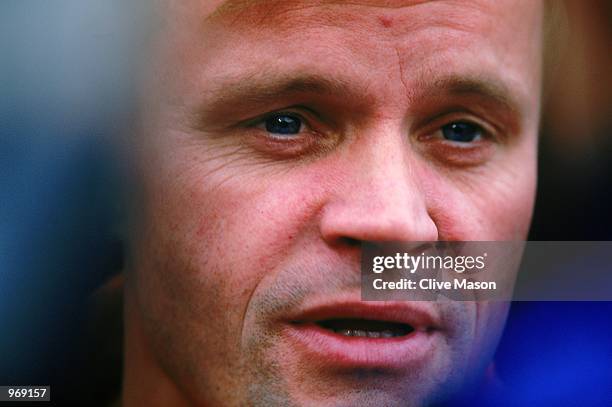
[367,331,380,338]
[355,330,366,337]
[339,329,353,336]
[381,330,394,338]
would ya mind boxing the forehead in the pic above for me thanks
[210,0,497,33]
[160,0,542,69]
[172,0,541,35]
[152,0,542,119]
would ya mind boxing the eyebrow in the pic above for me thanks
[198,71,525,127]
[427,75,524,116]
[198,73,366,119]
[227,74,359,101]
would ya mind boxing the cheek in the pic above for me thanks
[197,173,328,272]
[422,147,537,240]
[131,151,333,396]
[143,152,331,314]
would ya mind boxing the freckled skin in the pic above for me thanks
[124,1,543,406]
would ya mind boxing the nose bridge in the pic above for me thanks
[320,129,438,244]
[358,138,416,212]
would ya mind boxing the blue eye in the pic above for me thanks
[264,114,302,135]
[441,122,482,142]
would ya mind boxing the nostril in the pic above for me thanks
[338,236,361,247]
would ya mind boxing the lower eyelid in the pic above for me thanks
[420,142,495,166]
[248,125,316,146]
[244,125,340,159]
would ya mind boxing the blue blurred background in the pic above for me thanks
[1,1,611,405]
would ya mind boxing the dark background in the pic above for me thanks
[1,1,610,405]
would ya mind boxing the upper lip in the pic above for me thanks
[288,300,440,332]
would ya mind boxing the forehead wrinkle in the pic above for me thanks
[205,0,501,54]
[206,0,459,32]
[210,0,436,19]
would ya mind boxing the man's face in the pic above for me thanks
[130,0,542,405]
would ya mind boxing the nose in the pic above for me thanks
[319,133,438,246]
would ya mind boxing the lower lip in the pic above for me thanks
[284,322,437,370]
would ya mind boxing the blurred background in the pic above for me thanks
[0,0,610,405]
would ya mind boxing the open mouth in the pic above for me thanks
[315,318,415,338]
[284,301,439,368]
